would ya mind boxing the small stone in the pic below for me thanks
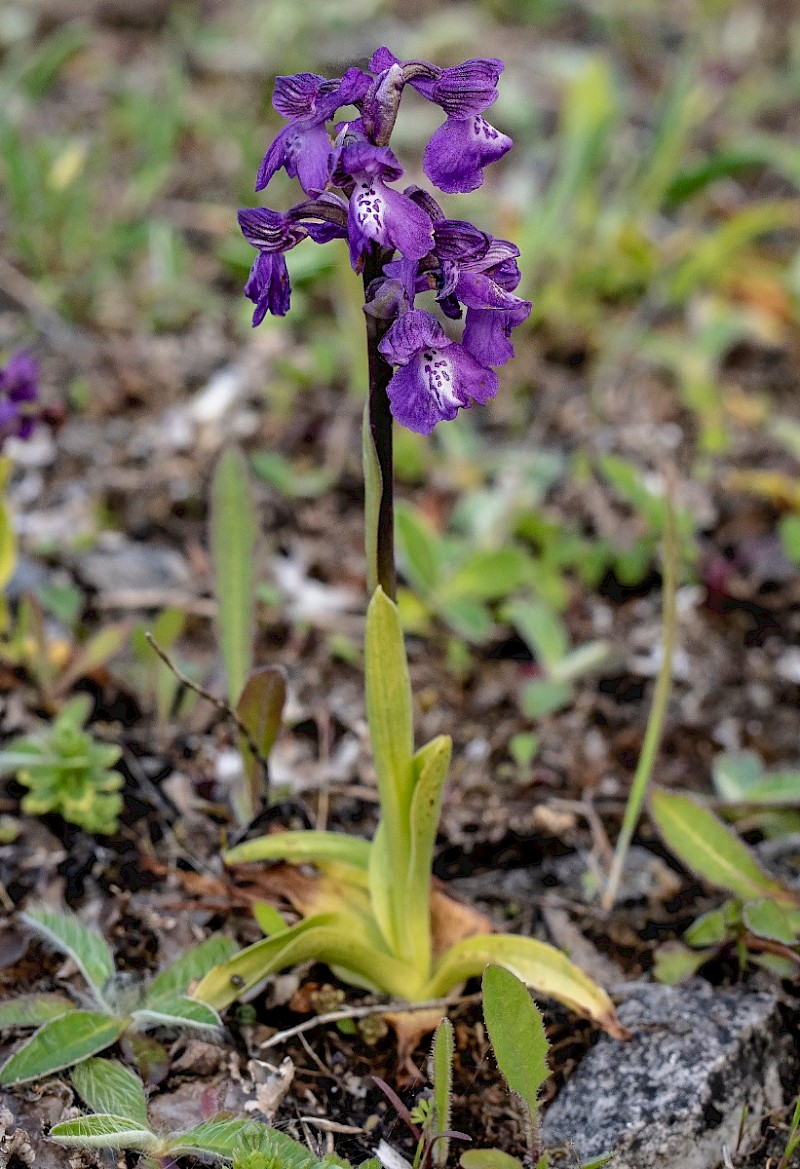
[541,981,796,1169]
[76,534,189,594]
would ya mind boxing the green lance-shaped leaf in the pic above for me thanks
[368,820,400,954]
[167,1117,265,1159]
[650,790,798,904]
[0,458,17,591]
[742,899,800,945]
[366,587,415,822]
[22,908,115,998]
[193,912,418,1011]
[210,446,257,706]
[0,1011,128,1084]
[395,503,442,595]
[461,1151,525,1169]
[405,735,452,975]
[431,1017,454,1169]
[0,993,76,1028]
[131,995,222,1032]
[482,965,549,1121]
[236,665,286,789]
[225,829,371,870]
[145,934,238,1003]
[49,1114,160,1152]
[71,1058,148,1126]
[422,935,627,1038]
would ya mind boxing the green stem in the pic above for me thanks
[602,487,679,911]
[362,249,396,600]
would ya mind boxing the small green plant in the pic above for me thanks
[650,791,800,983]
[779,1094,800,1169]
[49,1057,265,1166]
[372,1018,468,1169]
[0,909,236,1084]
[712,749,800,838]
[0,695,124,835]
[194,589,623,1038]
[49,1056,380,1169]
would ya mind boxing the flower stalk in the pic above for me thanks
[363,248,396,599]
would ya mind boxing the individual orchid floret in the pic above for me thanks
[0,350,41,445]
[369,50,511,194]
[378,309,497,435]
[256,67,371,195]
[238,199,348,324]
[338,142,435,271]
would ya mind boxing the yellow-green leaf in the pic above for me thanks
[422,935,627,1038]
[650,790,796,903]
[210,446,256,705]
[224,830,371,870]
[405,735,451,974]
[365,587,414,841]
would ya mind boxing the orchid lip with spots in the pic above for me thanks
[239,48,530,435]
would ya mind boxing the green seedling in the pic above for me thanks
[502,598,611,719]
[396,501,539,645]
[464,968,611,1169]
[712,749,800,838]
[0,695,124,835]
[49,1057,268,1167]
[650,791,800,982]
[50,1056,381,1169]
[373,1018,469,1169]
[194,589,624,1040]
[131,608,197,727]
[0,909,236,1084]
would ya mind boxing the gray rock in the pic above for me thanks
[77,535,189,594]
[541,980,795,1169]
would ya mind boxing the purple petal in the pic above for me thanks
[255,123,333,195]
[255,124,294,192]
[386,341,498,435]
[339,141,404,183]
[272,73,328,119]
[0,351,39,403]
[238,207,306,252]
[370,47,401,72]
[429,59,504,116]
[291,123,335,195]
[462,301,531,367]
[455,271,529,312]
[433,219,491,262]
[378,310,449,365]
[347,181,434,268]
[314,67,372,122]
[244,252,291,325]
[423,115,512,194]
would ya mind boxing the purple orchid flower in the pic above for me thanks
[337,142,435,270]
[378,310,498,435]
[368,49,512,194]
[256,67,371,195]
[238,198,348,323]
[0,350,41,444]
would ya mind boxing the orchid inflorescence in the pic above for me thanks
[238,48,531,435]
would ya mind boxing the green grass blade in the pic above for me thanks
[224,829,371,869]
[210,446,257,705]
